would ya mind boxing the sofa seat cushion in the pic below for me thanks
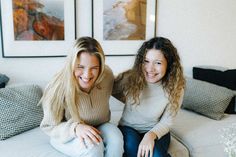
[171,109,236,157]
[0,127,189,157]
[0,127,67,157]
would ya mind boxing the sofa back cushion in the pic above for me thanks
[0,85,43,140]
[193,66,236,114]
[182,78,235,120]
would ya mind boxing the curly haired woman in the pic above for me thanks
[113,37,185,157]
[40,37,123,157]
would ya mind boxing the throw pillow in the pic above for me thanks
[182,78,235,120]
[193,66,236,114]
[0,73,10,88]
[0,85,43,140]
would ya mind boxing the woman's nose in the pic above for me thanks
[83,69,92,78]
[146,63,155,72]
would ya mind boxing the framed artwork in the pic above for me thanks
[92,0,157,56]
[0,0,76,58]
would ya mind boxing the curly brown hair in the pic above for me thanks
[114,37,185,114]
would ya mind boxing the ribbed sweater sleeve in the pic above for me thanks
[40,102,78,143]
[150,107,173,139]
[150,90,184,139]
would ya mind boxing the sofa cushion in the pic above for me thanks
[0,128,67,157]
[193,66,236,114]
[0,127,189,157]
[0,73,9,88]
[0,85,43,140]
[182,78,235,120]
[171,109,236,157]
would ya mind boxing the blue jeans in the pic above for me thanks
[50,122,124,157]
[119,125,171,157]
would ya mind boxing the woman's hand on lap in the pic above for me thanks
[75,123,102,148]
[137,131,157,157]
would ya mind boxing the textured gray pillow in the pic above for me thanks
[182,78,235,120]
[0,85,43,140]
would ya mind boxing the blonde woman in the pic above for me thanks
[40,37,124,157]
[113,37,185,157]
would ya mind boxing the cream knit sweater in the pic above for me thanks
[40,66,114,143]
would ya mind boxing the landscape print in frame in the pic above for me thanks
[0,0,76,57]
[92,0,157,56]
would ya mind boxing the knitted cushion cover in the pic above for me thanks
[193,66,236,114]
[182,78,235,120]
[0,85,43,140]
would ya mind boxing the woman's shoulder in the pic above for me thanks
[103,65,114,78]
[98,65,114,85]
[104,65,113,73]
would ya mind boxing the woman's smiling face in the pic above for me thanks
[74,52,100,93]
[142,49,167,83]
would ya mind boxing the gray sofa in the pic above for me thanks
[0,96,188,157]
[1,76,236,157]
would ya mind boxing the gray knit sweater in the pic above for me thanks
[117,82,183,139]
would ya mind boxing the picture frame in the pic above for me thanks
[0,0,76,58]
[92,0,157,56]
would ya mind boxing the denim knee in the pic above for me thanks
[98,123,124,157]
[119,126,142,157]
[50,138,104,157]
[85,142,104,157]
[153,132,171,157]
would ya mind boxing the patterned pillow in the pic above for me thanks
[0,85,43,140]
[182,78,235,120]
[0,74,9,88]
[193,66,236,114]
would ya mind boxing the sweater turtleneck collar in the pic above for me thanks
[147,81,162,88]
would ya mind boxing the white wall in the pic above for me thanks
[0,0,236,87]
[156,0,236,75]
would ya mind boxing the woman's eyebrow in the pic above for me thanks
[91,65,100,68]
[145,58,163,62]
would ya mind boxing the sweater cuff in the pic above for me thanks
[150,125,169,139]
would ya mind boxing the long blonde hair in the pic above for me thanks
[115,37,185,114]
[40,37,105,123]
